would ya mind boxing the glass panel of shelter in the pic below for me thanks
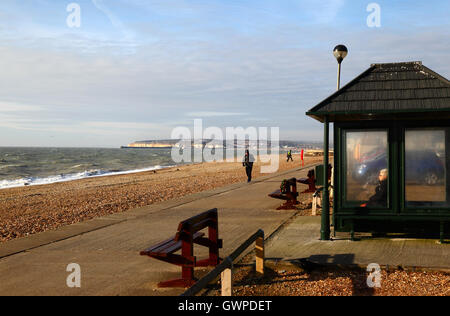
[405,129,448,207]
[345,130,389,207]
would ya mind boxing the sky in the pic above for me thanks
[0,0,449,147]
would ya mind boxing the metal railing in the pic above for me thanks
[180,229,265,297]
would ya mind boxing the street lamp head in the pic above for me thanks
[333,45,348,64]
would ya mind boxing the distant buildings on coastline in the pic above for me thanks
[121,140,177,149]
[121,139,331,154]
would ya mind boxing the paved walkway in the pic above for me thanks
[1,161,448,296]
[266,216,450,270]
[0,163,315,296]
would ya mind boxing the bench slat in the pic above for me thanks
[157,240,182,255]
[142,238,175,254]
[177,208,217,232]
[269,190,288,200]
[156,232,205,255]
[270,189,282,196]
[142,232,205,256]
[185,219,213,238]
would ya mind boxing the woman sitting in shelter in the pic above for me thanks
[360,168,388,208]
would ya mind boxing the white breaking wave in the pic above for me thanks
[0,165,174,189]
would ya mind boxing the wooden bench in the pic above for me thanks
[140,208,223,288]
[269,166,333,211]
[297,169,316,193]
[297,165,333,194]
[268,178,299,210]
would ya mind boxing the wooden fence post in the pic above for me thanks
[312,194,317,216]
[221,259,233,296]
[255,236,264,275]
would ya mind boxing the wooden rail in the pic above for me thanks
[180,229,265,297]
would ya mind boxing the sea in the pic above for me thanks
[0,147,178,189]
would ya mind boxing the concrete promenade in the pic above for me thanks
[0,161,448,296]
[0,163,315,296]
[265,216,449,271]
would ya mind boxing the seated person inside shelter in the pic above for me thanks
[360,169,388,208]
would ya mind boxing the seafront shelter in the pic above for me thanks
[307,61,450,242]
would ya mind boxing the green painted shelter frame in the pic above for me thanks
[332,118,450,240]
[305,61,450,241]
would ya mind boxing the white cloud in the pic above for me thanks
[82,121,167,130]
[0,101,43,112]
[298,0,346,24]
[0,0,448,147]
[92,0,136,43]
[186,112,249,117]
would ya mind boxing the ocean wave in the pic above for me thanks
[69,164,84,169]
[0,164,20,170]
[0,165,174,189]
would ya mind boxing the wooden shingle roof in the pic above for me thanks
[307,61,450,122]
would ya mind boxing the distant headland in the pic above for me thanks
[121,140,177,149]
[121,139,326,150]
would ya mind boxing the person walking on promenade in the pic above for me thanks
[287,150,293,162]
[243,149,255,183]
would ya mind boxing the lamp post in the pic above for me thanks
[333,45,348,90]
[320,45,348,241]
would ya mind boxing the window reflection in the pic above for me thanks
[405,129,447,205]
[346,131,388,206]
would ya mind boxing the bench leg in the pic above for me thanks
[276,201,297,210]
[350,221,355,241]
[156,244,197,288]
[309,181,316,193]
[181,238,195,285]
[276,193,299,210]
[158,278,196,288]
[157,237,196,288]
[439,221,444,244]
[196,217,222,267]
[209,217,220,265]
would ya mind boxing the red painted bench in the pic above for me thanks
[268,178,299,210]
[297,165,332,193]
[297,169,316,193]
[140,208,223,288]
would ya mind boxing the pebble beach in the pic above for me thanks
[0,154,321,243]
[209,265,450,296]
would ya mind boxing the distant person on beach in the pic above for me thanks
[243,150,255,183]
[287,150,293,162]
[360,169,388,208]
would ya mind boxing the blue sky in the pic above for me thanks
[0,0,449,147]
